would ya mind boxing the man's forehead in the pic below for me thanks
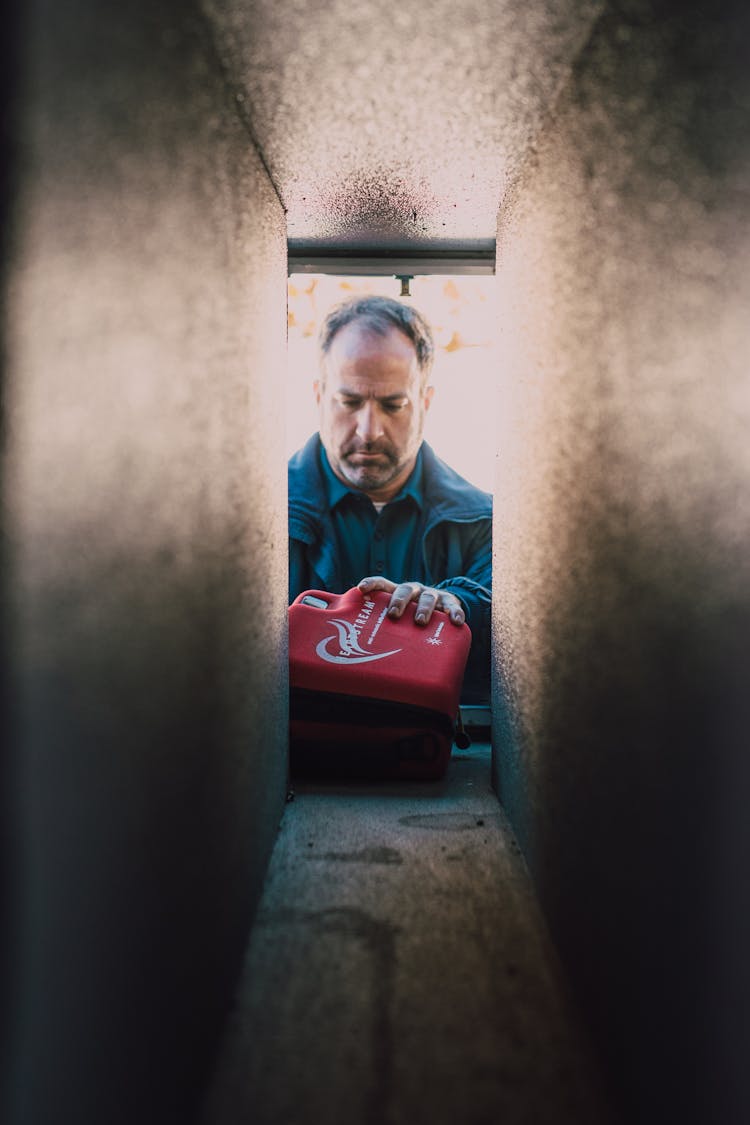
[325,321,418,364]
[332,377,412,398]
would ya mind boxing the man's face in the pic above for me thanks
[315,321,434,503]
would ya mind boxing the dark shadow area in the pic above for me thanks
[535,526,750,1124]
[291,739,494,800]
[0,0,22,1097]
[3,1,288,1122]
[492,2,750,1119]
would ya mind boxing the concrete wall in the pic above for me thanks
[3,2,288,1122]
[493,2,750,1122]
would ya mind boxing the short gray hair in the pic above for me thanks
[319,295,434,381]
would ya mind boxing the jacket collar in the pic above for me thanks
[289,434,491,542]
[319,443,424,513]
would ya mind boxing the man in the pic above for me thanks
[288,294,492,701]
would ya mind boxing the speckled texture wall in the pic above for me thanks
[4,2,287,1122]
[202,0,602,251]
[493,2,750,1122]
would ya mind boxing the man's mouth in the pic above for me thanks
[345,447,391,461]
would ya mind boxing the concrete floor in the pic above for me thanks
[202,745,611,1125]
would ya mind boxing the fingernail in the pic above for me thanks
[415,612,426,624]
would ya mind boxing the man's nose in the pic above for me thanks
[355,402,384,443]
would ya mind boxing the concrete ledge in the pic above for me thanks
[202,746,611,1125]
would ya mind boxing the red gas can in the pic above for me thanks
[289,587,472,779]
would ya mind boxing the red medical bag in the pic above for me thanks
[288,586,472,779]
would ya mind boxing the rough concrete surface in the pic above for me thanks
[493,3,750,1122]
[202,747,610,1125]
[201,0,602,250]
[4,1,749,1123]
[4,2,288,1122]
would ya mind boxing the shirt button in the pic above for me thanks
[374,531,384,541]
[376,560,385,570]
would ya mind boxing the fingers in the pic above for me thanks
[413,587,438,625]
[388,582,430,621]
[358,576,397,594]
[409,587,465,626]
[358,577,465,627]
[441,595,466,627]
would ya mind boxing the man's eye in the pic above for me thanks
[384,402,407,413]
[339,399,361,410]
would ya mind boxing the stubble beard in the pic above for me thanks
[338,444,402,493]
[339,447,398,488]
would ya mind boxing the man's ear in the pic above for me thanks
[424,384,435,411]
[313,379,323,406]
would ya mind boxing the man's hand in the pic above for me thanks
[357,576,466,627]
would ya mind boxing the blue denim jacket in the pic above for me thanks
[289,434,492,701]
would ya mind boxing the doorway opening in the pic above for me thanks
[287,261,497,733]
[287,271,498,495]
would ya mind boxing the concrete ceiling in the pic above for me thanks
[202,0,602,254]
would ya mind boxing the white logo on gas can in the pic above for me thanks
[316,617,401,665]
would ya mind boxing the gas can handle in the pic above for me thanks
[299,593,330,609]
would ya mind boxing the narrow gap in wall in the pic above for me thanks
[287,270,497,738]
[287,272,497,494]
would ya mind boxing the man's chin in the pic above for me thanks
[345,468,392,491]
[341,457,396,492]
